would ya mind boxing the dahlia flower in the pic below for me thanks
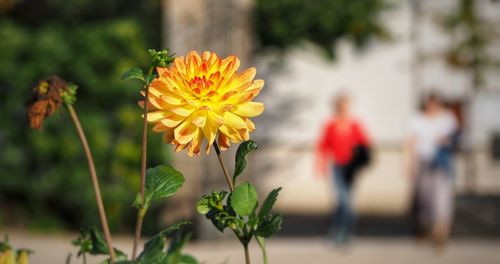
[142,51,264,156]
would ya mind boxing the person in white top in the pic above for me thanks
[405,93,458,249]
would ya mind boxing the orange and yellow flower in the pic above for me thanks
[141,51,264,156]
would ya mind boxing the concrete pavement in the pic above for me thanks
[2,231,499,264]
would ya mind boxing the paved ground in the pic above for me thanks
[2,231,500,264]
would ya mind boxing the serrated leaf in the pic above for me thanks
[121,67,145,82]
[140,165,185,210]
[248,207,259,229]
[230,182,258,216]
[255,214,282,238]
[233,140,258,183]
[137,221,190,263]
[258,187,282,220]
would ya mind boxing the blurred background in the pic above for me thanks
[1,0,500,263]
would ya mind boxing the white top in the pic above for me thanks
[408,111,457,161]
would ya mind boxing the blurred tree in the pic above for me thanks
[0,0,170,232]
[442,0,500,92]
[440,0,500,192]
[254,0,391,58]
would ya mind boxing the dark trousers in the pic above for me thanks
[329,165,355,242]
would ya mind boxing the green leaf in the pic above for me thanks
[196,191,227,214]
[180,254,199,264]
[196,195,212,215]
[230,182,258,216]
[248,207,259,230]
[196,191,234,233]
[258,187,282,220]
[121,67,145,82]
[87,228,108,255]
[255,214,282,238]
[233,140,258,183]
[137,221,191,263]
[136,165,185,210]
[205,209,227,232]
[72,227,127,261]
[166,232,198,264]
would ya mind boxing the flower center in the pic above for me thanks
[190,76,212,94]
[189,76,216,99]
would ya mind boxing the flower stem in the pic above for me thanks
[66,104,116,263]
[212,141,235,192]
[132,67,154,259]
[244,244,251,264]
[213,142,250,264]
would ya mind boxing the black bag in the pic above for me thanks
[346,145,371,175]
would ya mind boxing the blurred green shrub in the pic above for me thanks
[0,0,169,232]
[254,0,391,58]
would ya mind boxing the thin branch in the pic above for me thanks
[67,104,116,263]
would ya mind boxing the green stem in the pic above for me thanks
[256,236,268,264]
[244,243,251,264]
[132,66,154,260]
[213,141,250,263]
[66,104,116,263]
[213,141,235,192]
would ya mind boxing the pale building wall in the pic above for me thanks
[254,0,500,215]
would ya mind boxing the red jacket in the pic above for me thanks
[317,118,370,172]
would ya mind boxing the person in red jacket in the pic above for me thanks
[317,93,371,245]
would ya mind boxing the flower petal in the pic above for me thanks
[170,105,195,117]
[232,102,264,117]
[147,111,169,122]
[187,128,203,156]
[160,113,185,128]
[223,111,247,129]
[162,128,175,143]
[218,133,231,151]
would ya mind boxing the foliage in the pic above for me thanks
[69,162,198,263]
[441,0,500,91]
[0,0,167,232]
[72,227,128,263]
[197,141,282,264]
[71,222,196,264]
[133,165,185,212]
[254,0,391,58]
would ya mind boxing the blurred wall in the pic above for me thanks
[160,0,500,219]
[253,0,500,216]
